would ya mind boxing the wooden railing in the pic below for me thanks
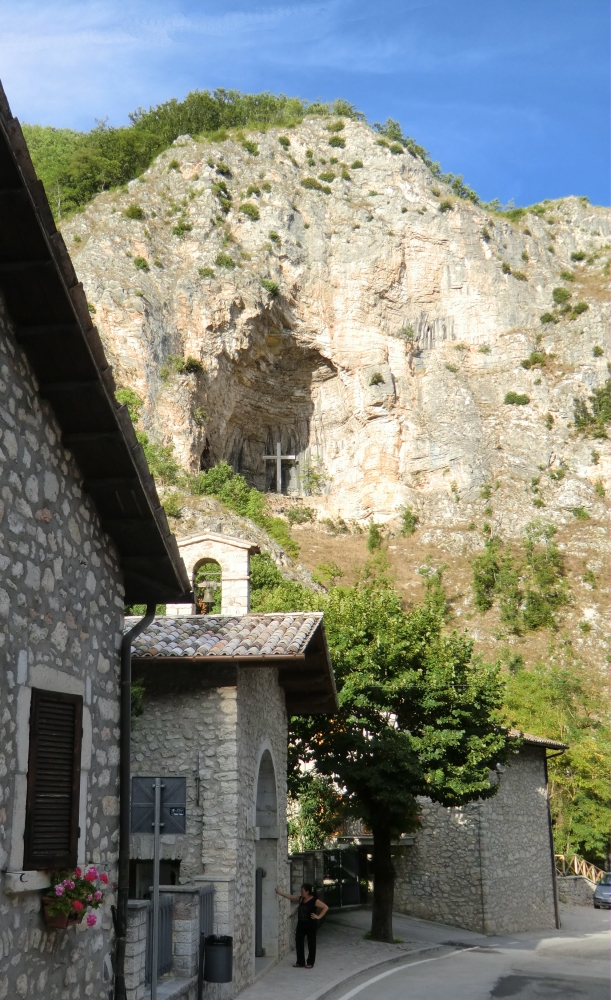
[555,853,606,884]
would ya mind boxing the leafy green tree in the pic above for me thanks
[400,505,419,537]
[503,660,610,867]
[289,578,514,941]
[288,776,345,851]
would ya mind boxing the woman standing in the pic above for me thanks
[276,883,329,969]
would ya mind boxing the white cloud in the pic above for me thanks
[0,0,324,126]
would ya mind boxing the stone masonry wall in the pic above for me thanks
[234,668,289,988]
[394,746,557,935]
[0,296,125,997]
[131,678,238,883]
[557,875,595,906]
[478,746,557,934]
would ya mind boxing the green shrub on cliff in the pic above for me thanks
[573,380,610,439]
[504,392,530,405]
[471,522,569,633]
[192,462,298,557]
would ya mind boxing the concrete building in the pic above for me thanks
[393,734,565,935]
[0,83,189,1000]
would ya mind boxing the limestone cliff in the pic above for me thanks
[61,118,609,538]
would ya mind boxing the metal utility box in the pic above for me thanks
[131,776,187,834]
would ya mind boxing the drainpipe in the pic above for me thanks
[544,751,563,930]
[114,604,156,1000]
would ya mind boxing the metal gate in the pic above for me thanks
[146,894,173,982]
[197,884,215,1000]
[289,847,370,907]
[200,883,214,937]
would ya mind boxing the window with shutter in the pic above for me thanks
[23,689,83,870]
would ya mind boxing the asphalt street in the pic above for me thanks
[324,906,610,1000]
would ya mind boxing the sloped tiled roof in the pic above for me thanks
[127,612,337,714]
[509,728,568,751]
[127,613,324,659]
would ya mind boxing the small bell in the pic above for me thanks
[203,584,214,605]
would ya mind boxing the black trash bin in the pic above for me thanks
[203,934,233,983]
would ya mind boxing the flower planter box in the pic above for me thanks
[42,897,84,929]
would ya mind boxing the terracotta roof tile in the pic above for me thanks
[509,728,568,750]
[126,613,323,659]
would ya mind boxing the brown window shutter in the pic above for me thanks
[23,689,83,870]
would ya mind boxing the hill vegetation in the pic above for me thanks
[23,90,361,218]
[24,86,487,219]
[115,388,298,557]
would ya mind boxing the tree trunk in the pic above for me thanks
[370,823,394,941]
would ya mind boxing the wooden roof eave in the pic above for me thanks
[0,83,190,605]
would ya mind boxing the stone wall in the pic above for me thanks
[235,668,290,979]
[126,901,149,1000]
[394,746,558,935]
[131,661,289,996]
[0,297,125,996]
[557,875,596,907]
[132,678,237,884]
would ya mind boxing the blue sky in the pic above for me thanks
[1,0,608,205]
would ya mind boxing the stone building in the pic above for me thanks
[0,83,189,999]
[393,734,565,935]
[128,532,337,998]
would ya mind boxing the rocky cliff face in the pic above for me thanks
[62,118,609,537]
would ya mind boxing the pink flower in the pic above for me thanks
[86,913,97,927]
[99,873,109,885]
[87,894,93,902]
[72,900,84,912]
[86,866,98,878]
[54,884,64,896]
[74,867,82,878]
[84,871,97,883]
[94,891,102,901]
[63,879,75,889]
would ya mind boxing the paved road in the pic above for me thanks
[324,907,610,1000]
[237,905,609,1000]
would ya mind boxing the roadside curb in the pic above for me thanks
[299,944,444,1000]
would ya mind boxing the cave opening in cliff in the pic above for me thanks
[200,438,212,471]
[201,334,337,495]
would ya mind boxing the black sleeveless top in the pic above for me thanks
[297,894,318,924]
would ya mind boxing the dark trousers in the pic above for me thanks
[295,921,317,966]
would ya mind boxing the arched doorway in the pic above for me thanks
[194,559,222,614]
[254,750,279,968]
